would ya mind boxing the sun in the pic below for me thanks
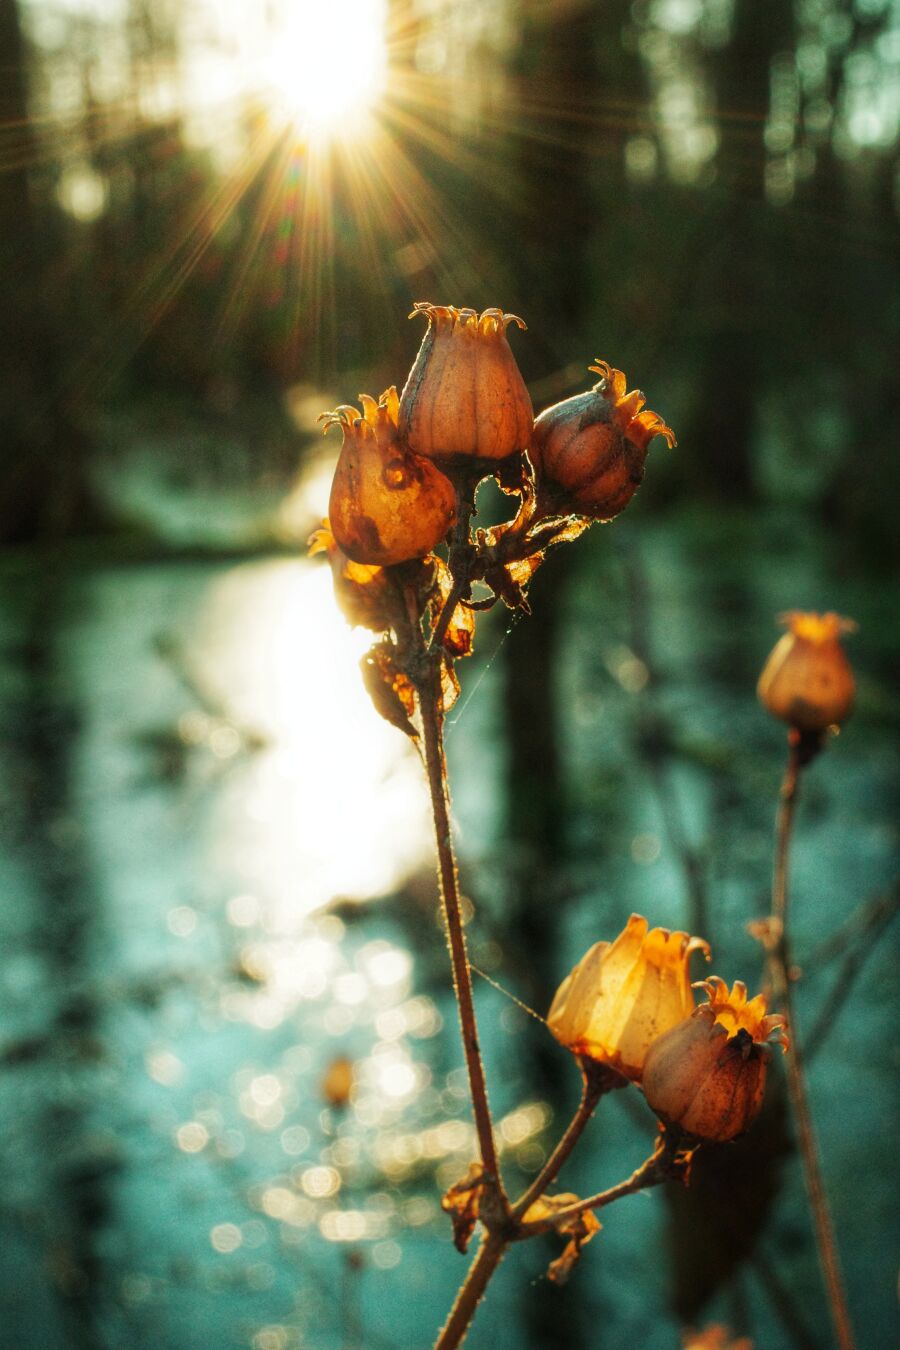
[263,0,387,141]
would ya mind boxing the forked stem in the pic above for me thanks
[511,1060,619,1220]
[770,735,856,1350]
[518,1128,686,1235]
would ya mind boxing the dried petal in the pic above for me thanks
[522,1193,602,1284]
[360,643,418,739]
[308,521,399,632]
[440,655,462,713]
[432,558,476,658]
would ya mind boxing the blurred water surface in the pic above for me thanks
[0,500,897,1350]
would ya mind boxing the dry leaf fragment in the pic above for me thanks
[360,643,418,739]
[309,521,398,632]
[441,1162,487,1253]
[432,558,476,658]
[522,1192,602,1284]
[440,656,462,713]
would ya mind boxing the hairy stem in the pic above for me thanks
[770,739,856,1350]
[419,665,501,1187]
[511,1064,611,1220]
[434,1231,508,1350]
[519,1133,676,1235]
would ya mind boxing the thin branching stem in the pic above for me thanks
[430,497,475,654]
[434,1129,682,1348]
[519,1132,678,1235]
[770,738,856,1350]
[434,1231,508,1350]
[419,662,502,1188]
[805,886,900,1062]
[511,1064,609,1220]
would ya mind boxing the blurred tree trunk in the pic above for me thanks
[4,579,108,1348]
[809,10,899,562]
[498,4,643,1346]
[685,0,794,502]
[0,0,102,542]
[502,0,646,1030]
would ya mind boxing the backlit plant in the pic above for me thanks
[312,304,858,1349]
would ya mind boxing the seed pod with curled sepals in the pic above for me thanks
[531,361,676,520]
[757,611,856,733]
[547,913,710,1083]
[323,387,456,566]
[399,304,534,462]
[642,978,788,1143]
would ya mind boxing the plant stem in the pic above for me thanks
[430,494,475,655]
[519,1134,675,1235]
[511,1064,610,1220]
[434,1231,508,1350]
[770,737,856,1350]
[419,663,502,1188]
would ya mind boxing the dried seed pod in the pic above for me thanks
[323,387,456,566]
[321,1054,354,1110]
[682,1326,753,1350]
[547,913,710,1082]
[642,978,787,1143]
[399,304,534,461]
[757,611,856,733]
[531,360,675,520]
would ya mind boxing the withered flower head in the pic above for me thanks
[757,610,856,733]
[531,360,676,520]
[320,1054,354,1110]
[547,914,710,1082]
[642,977,788,1143]
[682,1327,753,1350]
[398,303,534,462]
[323,386,456,566]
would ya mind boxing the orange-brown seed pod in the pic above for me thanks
[399,304,534,461]
[531,361,676,520]
[682,1326,753,1350]
[321,1054,355,1110]
[642,978,787,1143]
[323,387,456,566]
[757,611,856,733]
[547,914,710,1082]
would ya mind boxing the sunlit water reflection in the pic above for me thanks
[1,502,896,1350]
[0,544,459,1350]
[200,559,430,919]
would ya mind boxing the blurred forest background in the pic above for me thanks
[0,1,898,1348]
